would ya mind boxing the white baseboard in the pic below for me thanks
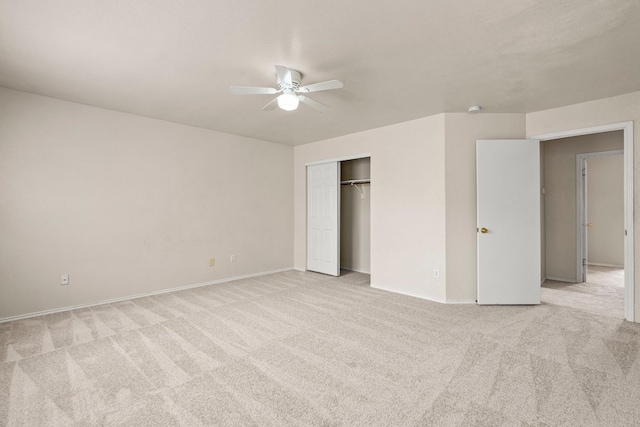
[341,267,371,274]
[545,276,576,283]
[0,267,294,324]
[588,262,624,268]
[372,285,446,303]
[295,266,372,275]
[370,285,475,305]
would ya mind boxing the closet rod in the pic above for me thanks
[340,179,370,185]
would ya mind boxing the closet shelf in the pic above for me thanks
[340,179,370,185]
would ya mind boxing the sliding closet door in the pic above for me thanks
[307,162,340,276]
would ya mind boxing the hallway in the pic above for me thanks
[542,266,624,319]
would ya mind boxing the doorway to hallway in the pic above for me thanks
[538,126,629,319]
[542,265,624,318]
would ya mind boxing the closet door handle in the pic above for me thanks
[479,227,488,234]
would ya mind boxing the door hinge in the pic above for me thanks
[625,229,628,236]
[582,168,586,177]
[583,258,587,266]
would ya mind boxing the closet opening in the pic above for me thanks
[340,158,371,274]
[306,155,370,276]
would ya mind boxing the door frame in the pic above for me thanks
[576,149,624,283]
[534,122,634,322]
[305,153,371,273]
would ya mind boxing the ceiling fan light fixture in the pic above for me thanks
[230,65,342,112]
[277,92,299,111]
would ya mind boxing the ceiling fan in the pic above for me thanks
[230,65,343,112]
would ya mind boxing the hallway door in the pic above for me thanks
[477,139,541,304]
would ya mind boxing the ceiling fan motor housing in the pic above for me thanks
[278,69,302,90]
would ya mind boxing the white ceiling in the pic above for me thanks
[1,0,639,146]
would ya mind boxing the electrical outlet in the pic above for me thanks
[230,255,236,263]
[209,258,215,266]
[61,274,69,285]
[434,269,439,278]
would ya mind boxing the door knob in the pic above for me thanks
[587,223,593,227]
[480,227,488,234]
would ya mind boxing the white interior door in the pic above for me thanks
[477,139,541,304]
[307,162,340,276]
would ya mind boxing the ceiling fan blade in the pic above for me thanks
[262,97,279,111]
[299,80,343,93]
[275,65,292,86]
[299,95,329,112]
[230,86,277,95]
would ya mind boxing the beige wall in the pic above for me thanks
[588,153,624,267]
[294,113,525,303]
[294,115,447,301]
[526,90,640,320]
[443,113,526,301]
[340,159,371,273]
[3,85,639,322]
[0,88,293,319]
[543,132,623,281]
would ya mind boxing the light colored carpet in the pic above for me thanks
[1,269,639,426]
[542,265,625,319]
